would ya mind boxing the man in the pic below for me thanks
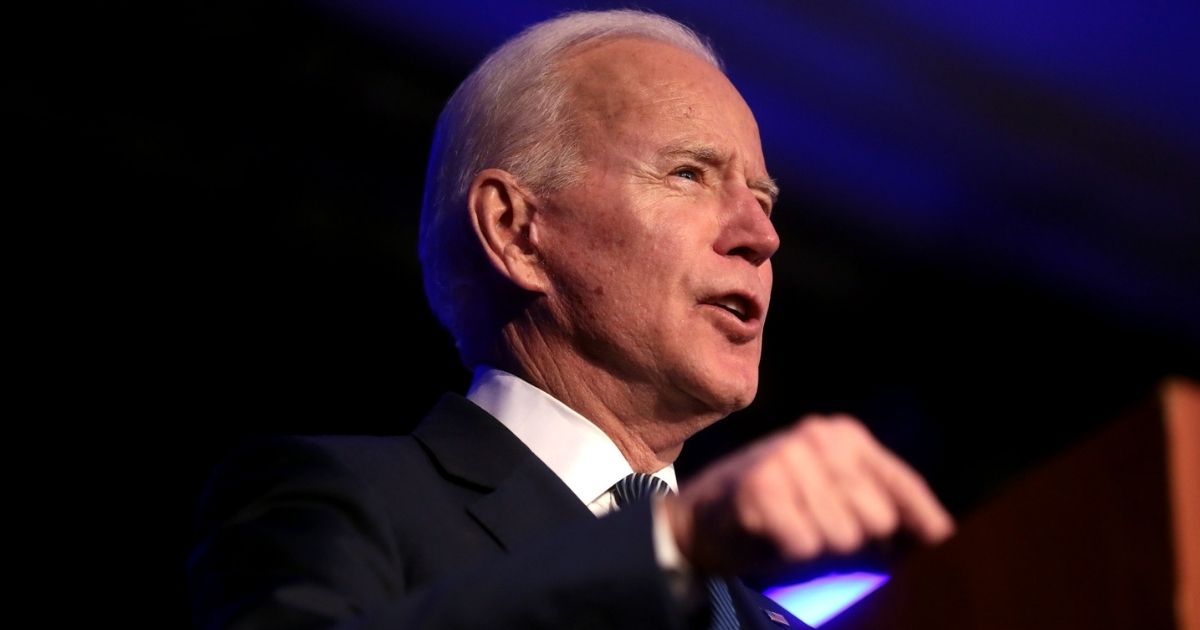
[189,10,954,629]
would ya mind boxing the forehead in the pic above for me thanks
[559,38,763,159]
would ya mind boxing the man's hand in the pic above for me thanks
[665,414,954,576]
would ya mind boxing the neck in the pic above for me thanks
[496,324,721,473]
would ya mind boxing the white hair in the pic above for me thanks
[419,9,722,368]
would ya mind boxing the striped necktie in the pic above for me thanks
[611,473,741,630]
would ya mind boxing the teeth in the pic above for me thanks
[713,296,747,320]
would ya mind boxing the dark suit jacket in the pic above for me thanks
[189,394,810,629]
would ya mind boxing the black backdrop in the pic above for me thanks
[34,0,1196,622]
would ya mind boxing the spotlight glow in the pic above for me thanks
[763,572,889,627]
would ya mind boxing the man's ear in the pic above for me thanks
[467,168,548,293]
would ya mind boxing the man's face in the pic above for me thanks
[535,38,779,419]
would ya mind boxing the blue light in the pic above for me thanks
[763,572,889,627]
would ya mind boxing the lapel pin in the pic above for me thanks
[764,609,790,626]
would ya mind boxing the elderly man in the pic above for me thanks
[189,9,953,629]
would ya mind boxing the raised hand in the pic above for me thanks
[666,414,955,575]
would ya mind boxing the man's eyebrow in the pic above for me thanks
[750,177,780,204]
[659,142,726,165]
[659,142,780,204]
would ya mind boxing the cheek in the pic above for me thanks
[542,194,698,317]
[542,235,640,331]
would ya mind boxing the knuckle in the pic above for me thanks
[742,461,777,494]
[794,419,828,448]
[799,414,867,453]
[735,501,768,538]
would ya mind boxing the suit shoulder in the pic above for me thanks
[293,434,422,467]
[194,434,428,526]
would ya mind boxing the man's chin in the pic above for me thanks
[691,372,760,418]
[666,350,761,417]
[720,385,758,415]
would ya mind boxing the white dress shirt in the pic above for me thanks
[466,366,694,598]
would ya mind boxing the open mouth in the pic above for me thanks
[704,294,757,323]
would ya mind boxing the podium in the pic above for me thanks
[824,378,1199,630]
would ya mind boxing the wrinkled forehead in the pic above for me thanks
[558,38,766,173]
[559,37,744,129]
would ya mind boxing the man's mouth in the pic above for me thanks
[700,292,763,325]
[710,295,752,322]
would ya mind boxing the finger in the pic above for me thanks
[781,426,865,554]
[747,455,824,562]
[806,421,900,539]
[856,435,955,543]
[838,471,901,539]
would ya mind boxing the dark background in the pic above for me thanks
[40,0,1198,622]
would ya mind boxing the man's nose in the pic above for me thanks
[713,187,780,266]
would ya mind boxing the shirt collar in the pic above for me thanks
[466,366,677,506]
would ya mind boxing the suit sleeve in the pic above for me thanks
[187,436,692,630]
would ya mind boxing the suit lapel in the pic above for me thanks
[415,394,812,628]
[413,393,594,552]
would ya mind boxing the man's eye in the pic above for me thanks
[673,167,700,182]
